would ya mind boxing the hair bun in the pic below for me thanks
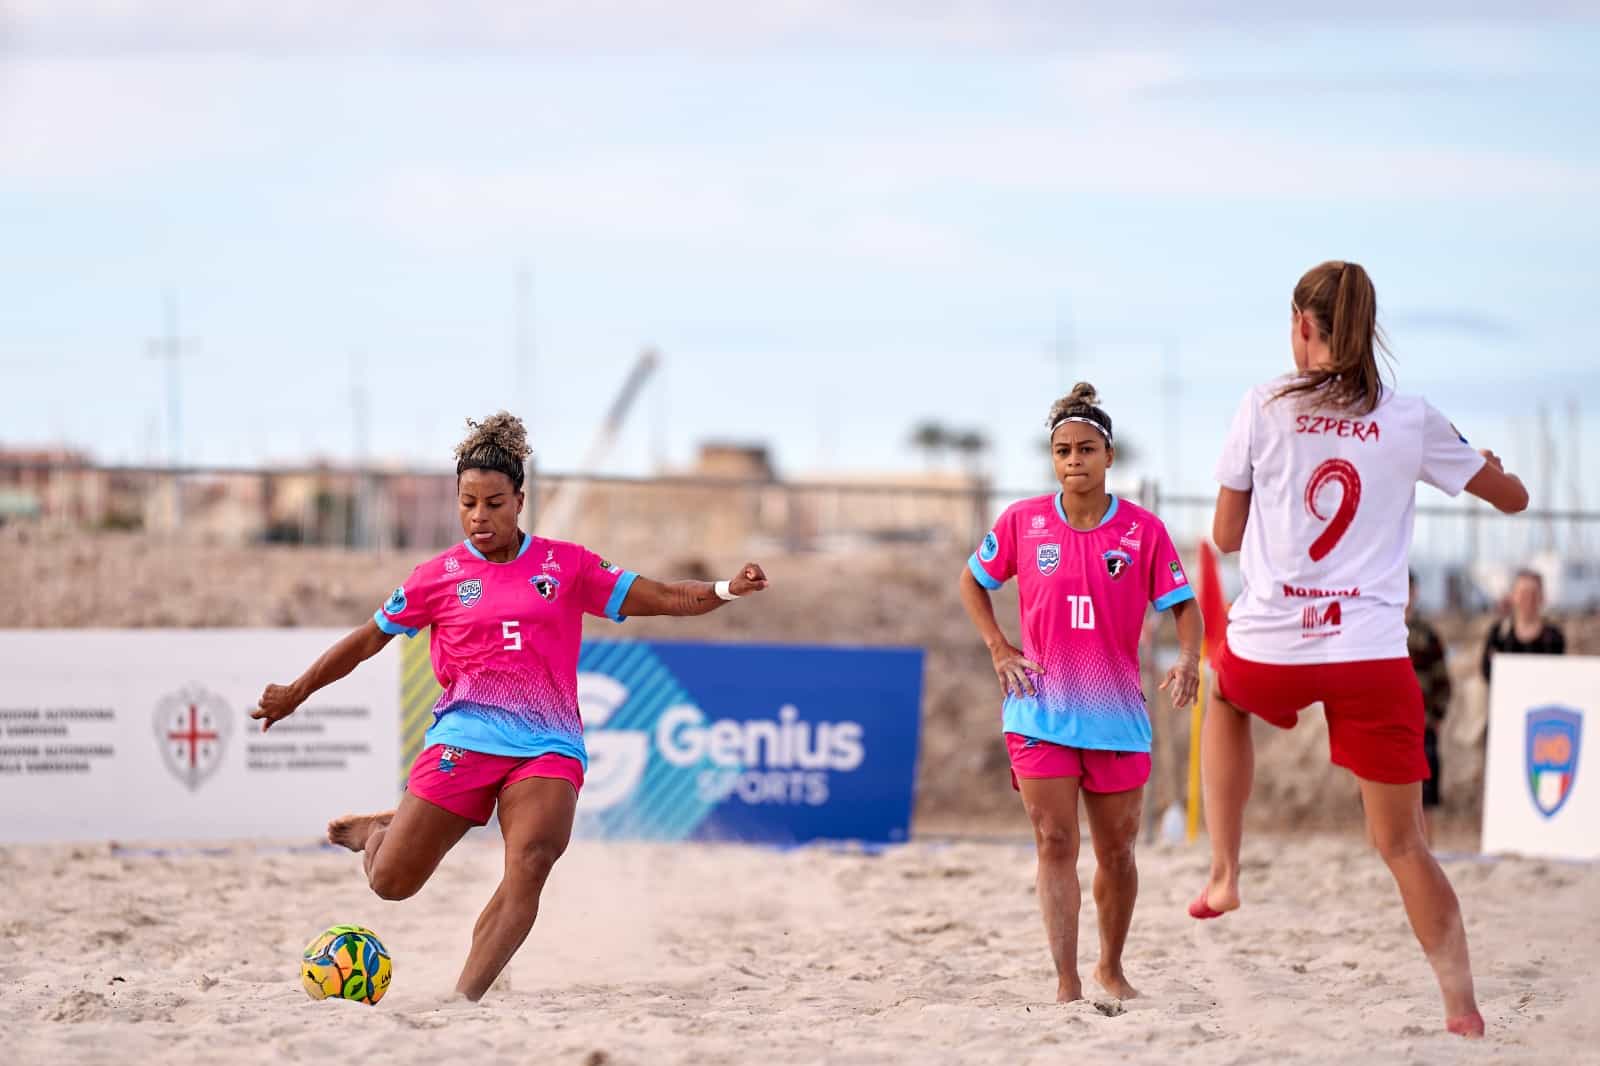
[1068,381,1099,406]
[455,411,531,465]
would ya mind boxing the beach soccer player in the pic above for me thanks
[1196,261,1529,1037]
[959,383,1202,1003]
[250,412,769,1001]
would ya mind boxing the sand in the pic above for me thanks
[2,831,1595,1066]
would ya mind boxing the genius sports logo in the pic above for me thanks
[1525,706,1582,819]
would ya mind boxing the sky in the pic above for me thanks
[2,2,1598,501]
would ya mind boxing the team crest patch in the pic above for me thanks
[531,574,560,601]
[1036,543,1060,576]
[979,532,1000,563]
[1103,549,1132,579]
[1526,706,1582,819]
[456,579,483,608]
[382,587,407,616]
[1169,560,1187,585]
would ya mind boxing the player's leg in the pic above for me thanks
[329,790,474,900]
[455,774,577,1001]
[1197,687,1252,915]
[1358,777,1481,1036]
[1081,770,1144,999]
[1018,774,1085,1002]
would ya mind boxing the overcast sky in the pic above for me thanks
[2,2,1596,500]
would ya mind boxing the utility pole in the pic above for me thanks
[1161,337,1180,500]
[350,352,371,549]
[145,289,195,529]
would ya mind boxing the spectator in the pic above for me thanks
[1406,571,1450,826]
[1479,569,1565,683]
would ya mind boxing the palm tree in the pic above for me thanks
[950,429,990,479]
[910,420,949,469]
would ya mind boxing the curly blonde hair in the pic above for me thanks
[1046,382,1113,445]
[454,411,531,489]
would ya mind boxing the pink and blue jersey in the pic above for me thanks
[373,534,636,769]
[968,494,1193,753]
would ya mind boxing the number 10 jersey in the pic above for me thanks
[1215,375,1485,664]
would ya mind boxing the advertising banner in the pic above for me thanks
[1482,654,1599,861]
[0,630,398,844]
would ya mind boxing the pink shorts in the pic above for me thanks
[1005,733,1151,794]
[406,743,585,826]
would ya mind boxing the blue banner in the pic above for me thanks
[572,641,923,845]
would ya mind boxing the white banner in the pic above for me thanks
[0,630,398,844]
[1482,654,1598,861]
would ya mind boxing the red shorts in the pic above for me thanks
[1214,642,1428,785]
[1005,733,1151,794]
[406,743,585,826]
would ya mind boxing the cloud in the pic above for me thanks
[6,1,1595,56]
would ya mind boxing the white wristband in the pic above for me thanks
[714,580,739,601]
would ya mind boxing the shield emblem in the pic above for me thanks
[531,574,560,601]
[153,685,233,792]
[1525,706,1582,819]
[1036,543,1060,576]
[456,579,483,608]
[1103,548,1131,580]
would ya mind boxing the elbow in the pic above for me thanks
[1212,526,1243,554]
[1500,483,1530,515]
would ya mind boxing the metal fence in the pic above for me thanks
[3,459,1597,607]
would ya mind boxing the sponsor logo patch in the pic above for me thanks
[1103,548,1131,580]
[1036,543,1060,576]
[600,559,621,574]
[1300,600,1343,638]
[1169,560,1187,585]
[1525,706,1581,819]
[979,531,1000,563]
[443,556,461,574]
[456,579,483,608]
[383,587,407,616]
[531,574,561,601]
[543,548,562,572]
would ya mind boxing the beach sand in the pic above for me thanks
[2,831,1595,1066]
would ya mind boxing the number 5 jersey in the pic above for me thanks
[1215,375,1485,665]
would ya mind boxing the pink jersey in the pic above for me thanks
[968,494,1193,753]
[373,534,636,767]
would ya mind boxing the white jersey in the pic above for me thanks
[1215,375,1485,664]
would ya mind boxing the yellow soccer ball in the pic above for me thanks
[300,924,393,1005]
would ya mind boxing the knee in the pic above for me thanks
[1093,834,1137,874]
[508,837,568,884]
[1032,820,1079,864]
[368,865,420,902]
[1371,822,1427,865]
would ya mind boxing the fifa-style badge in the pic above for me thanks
[383,587,407,616]
[1103,549,1131,579]
[531,574,560,601]
[1526,706,1582,818]
[1169,560,1187,585]
[456,579,483,608]
[1036,543,1060,576]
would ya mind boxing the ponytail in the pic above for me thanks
[1275,260,1390,415]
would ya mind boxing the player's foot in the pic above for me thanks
[1092,965,1140,1000]
[1446,1010,1485,1038]
[327,811,394,852]
[1056,977,1084,1003]
[1189,878,1240,919]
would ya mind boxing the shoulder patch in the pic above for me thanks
[979,531,1000,562]
[382,587,407,616]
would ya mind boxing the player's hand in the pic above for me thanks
[729,563,769,596]
[1159,653,1200,709]
[1478,447,1504,472]
[989,643,1043,698]
[250,683,302,733]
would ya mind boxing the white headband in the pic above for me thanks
[1050,415,1113,446]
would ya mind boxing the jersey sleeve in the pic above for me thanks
[1419,402,1487,496]
[1214,388,1255,491]
[967,506,1018,589]
[373,564,433,638]
[576,549,639,623]
[1148,520,1196,612]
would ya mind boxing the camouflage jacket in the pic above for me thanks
[1407,617,1451,729]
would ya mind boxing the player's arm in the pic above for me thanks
[958,566,1040,697]
[250,620,394,733]
[1212,487,1250,554]
[1157,598,1202,709]
[619,563,769,618]
[1462,448,1528,514]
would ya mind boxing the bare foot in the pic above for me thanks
[1446,1010,1485,1038]
[1195,875,1241,916]
[327,810,394,852]
[1056,978,1083,1003]
[1093,965,1140,1000]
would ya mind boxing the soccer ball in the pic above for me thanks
[300,924,393,1005]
